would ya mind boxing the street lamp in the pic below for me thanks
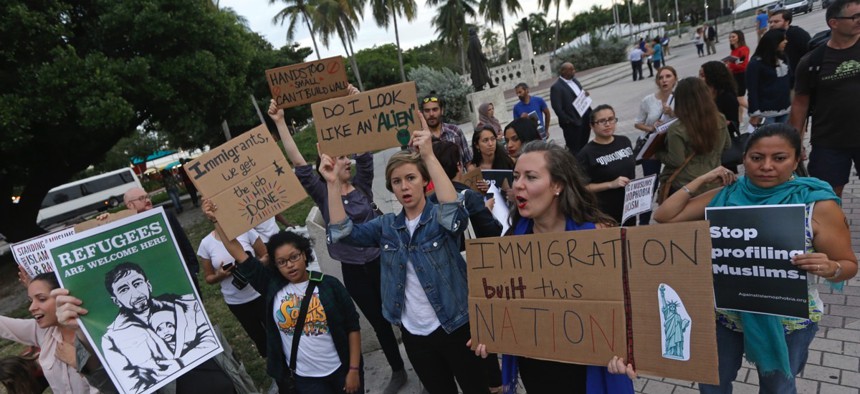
[705,2,710,22]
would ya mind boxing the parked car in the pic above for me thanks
[785,0,813,13]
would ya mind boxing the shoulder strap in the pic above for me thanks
[288,277,320,372]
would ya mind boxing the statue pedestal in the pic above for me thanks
[466,87,510,132]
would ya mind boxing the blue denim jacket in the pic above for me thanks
[328,195,470,333]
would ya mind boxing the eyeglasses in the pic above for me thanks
[832,12,860,22]
[422,97,439,103]
[275,253,304,267]
[126,195,150,205]
[591,117,619,126]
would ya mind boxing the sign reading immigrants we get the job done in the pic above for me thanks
[47,208,222,394]
[706,204,808,318]
[184,125,307,239]
[312,81,418,157]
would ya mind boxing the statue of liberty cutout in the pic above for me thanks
[659,284,691,361]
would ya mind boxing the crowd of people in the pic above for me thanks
[2,0,859,393]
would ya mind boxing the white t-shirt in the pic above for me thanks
[254,218,280,243]
[197,231,261,305]
[399,215,442,335]
[273,281,341,377]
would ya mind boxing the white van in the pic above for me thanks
[37,168,142,227]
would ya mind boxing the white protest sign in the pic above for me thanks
[12,227,76,277]
[622,175,657,224]
[573,94,593,117]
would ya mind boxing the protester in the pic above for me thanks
[471,141,634,393]
[476,103,503,138]
[634,66,677,223]
[642,38,655,77]
[422,92,472,170]
[198,229,269,357]
[550,62,593,155]
[503,118,542,161]
[0,273,98,393]
[768,10,811,86]
[789,0,860,198]
[577,105,636,225]
[653,124,858,393]
[726,30,750,107]
[655,77,730,198]
[160,169,183,214]
[267,98,408,393]
[747,29,791,126]
[651,37,665,69]
[704,23,718,55]
[513,83,551,140]
[324,126,490,393]
[469,125,515,172]
[0,355,49,394]
[694,27,706,57]
[629,45,645,80]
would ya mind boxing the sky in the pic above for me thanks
[220,0,613,60]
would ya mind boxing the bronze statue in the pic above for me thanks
[467,28,495,92]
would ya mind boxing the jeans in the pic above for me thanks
[341,258,405,372]
[696,44,705,56]
[295,363,363,394]
[764,114,789,125]
[653,59,663,70]
[402,324,489,394]
[638,159,662,225]
[698,322,817,394]
[226,297,267,357]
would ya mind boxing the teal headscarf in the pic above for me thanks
[708,175,839,378]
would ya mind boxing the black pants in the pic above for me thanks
[646,59,654,76]
[227,296,268,357]
[517,357,587,393]
[631,60,643,81]
[341,258,405,372]
[402,325,489,394]
[561,121,591,156]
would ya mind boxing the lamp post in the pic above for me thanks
[674,0,681,37]
[705,1,710,22]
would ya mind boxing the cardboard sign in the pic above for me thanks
[47,208,223,394]
[312,82,418,157]
[12,227,76,277]
[465,221,719,384]
[456,166,484,193]
[266,56,350,109]
[625,221,719,384]
[184,125,307,239]
[466,228,627,366]
[705,205,808,318]
[622,175,656,224]
[74,209,136,232]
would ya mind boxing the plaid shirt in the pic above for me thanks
[439,123,473,171]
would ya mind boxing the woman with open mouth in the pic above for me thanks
[0,271,98,393]
[324,121,491,393]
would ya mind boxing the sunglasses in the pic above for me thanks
[422,97,439,103]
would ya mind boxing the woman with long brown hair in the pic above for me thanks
[656,77,730,197]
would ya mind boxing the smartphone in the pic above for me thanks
[222,262,235,271]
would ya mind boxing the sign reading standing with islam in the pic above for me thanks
[184,125,308,239]
[12,227,76,277]
[705,204,808,318]
[47,208,223,394]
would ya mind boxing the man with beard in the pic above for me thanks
[101,262,220,393]
[513,82,551,140]
[421,93,472,171]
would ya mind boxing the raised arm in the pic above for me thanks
[268,99,308,167]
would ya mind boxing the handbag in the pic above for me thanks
[283,277,320,394]
[657,153,695,204]
[355,184,383,217]
[720,122,751,167]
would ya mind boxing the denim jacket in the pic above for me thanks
[328,195,470,333]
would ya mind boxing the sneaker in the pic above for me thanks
[383,369,408,394]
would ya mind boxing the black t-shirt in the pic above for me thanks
[714,90,740,130]
[795,39,860,148]
[576,136,636,224]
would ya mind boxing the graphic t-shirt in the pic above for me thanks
[400,215,442,335]
[197,231,261,305]
[513,96,549,139]
[576,136,636,224]
[795,39,860,148]
[273,281,341,377]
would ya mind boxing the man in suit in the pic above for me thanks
[550,62,592,155]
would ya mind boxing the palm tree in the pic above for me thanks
[481,28,499,59]
[428,0,478,74]
[271,0,322,60]
[478,0,521,63]
[370,0,417,82]
[539,0,573,53]
[314,0,366,90]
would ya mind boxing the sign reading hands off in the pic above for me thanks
[266,56,350,109]
[312,82,418,157]
[465,221,718,385]
[184,125,307,239]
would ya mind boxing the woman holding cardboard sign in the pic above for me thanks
[323,121,491,393]
[472,141,635,393]
[652,124,857,393]
[267,99,408,393]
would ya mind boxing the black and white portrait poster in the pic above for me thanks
[705,204,808,318]
[47,208,222,394]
